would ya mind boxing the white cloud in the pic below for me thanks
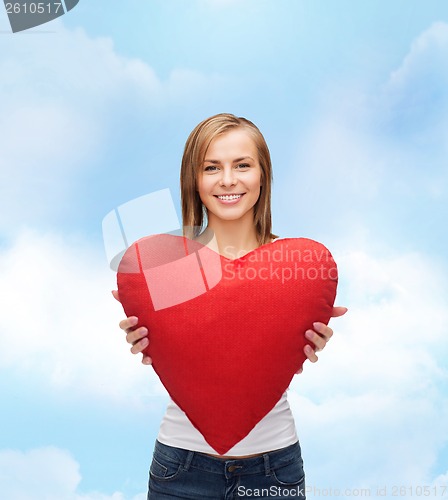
[0,20,161,108]
[288,246,448,494]
[0,229,166,406]
[432,470,448,493]
[387,21,448,92]
[281,21,448,247]
[0,447,145,500]
[0,23,127,232]
[382,21,448,150]
[0,19,231,233]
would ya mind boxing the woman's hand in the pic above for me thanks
[295,306,348,374]
[112,290,152,365]
[113,290,347,370]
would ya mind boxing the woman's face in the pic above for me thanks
[197,128,262,225]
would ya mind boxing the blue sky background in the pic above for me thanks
[1,1,447,498]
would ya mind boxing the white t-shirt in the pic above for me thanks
[157,390,298,456]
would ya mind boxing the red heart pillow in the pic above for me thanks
[117,234,338,455]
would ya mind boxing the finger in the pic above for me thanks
[295,367,303,375]
[313,322,333,341]
[305,329,326,351]
[130,336,149,355]
[331,306,348,318]
[119,316,138,332]
[126,327,148,346]
[304,344,318,363]
[111,290,121,302]
[142,355,153,365]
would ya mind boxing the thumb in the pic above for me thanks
[111,290,121,302]
[331,306,348,318]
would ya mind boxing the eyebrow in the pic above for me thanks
[203,156,254,164]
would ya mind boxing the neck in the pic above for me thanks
[199,211,260,260]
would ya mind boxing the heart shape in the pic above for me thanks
[117,234,338,455]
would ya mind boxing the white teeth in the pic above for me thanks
[217,194,242,201]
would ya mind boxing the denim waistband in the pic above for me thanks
[153,440,301,478]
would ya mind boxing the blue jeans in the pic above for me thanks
[147,440,306,499]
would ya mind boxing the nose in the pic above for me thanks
[219,166,237,187]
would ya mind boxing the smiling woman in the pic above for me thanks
[113,113,347,499]
[199,130,262,228]
[180,114,277,252]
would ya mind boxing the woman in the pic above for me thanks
[113,113,347,499]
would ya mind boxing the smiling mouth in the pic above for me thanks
[214,194,245,201]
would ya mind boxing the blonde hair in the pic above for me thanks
[180,113,277,245]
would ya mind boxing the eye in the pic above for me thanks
[204,165,218,172]
[236,163,250,169]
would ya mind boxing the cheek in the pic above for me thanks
[196,179,209,204]
[199,177,218,199]
[196,175,205,194]
[251,172,262,191]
